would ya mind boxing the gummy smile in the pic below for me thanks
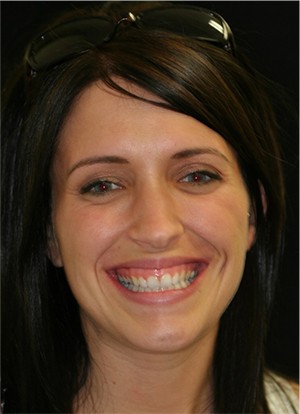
[110,263,206,293]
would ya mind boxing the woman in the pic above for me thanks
[2,1,298,412]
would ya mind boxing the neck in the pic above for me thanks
[74,328,217,414]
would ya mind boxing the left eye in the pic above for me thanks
[180,170,221,185]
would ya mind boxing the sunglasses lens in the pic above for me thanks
[140,7,233,51]
[26,6,235,75]
[27,17,115,71]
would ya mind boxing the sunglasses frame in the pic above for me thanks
[25,5,236,78]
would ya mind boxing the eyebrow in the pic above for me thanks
[68,155,129,176]
[68,147,230,176]
[171,147,231,163]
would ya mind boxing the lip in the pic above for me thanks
[105,257,209,305]
[106,257,207,271]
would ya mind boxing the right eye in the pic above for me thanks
[80,179,123,196]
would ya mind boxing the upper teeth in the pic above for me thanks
[117,270,198,292]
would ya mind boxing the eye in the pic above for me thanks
[179,170,221,185]
[80,179,123,196]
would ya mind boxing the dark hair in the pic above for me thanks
[1,2,291,412]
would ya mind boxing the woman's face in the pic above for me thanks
[50,82,255,354]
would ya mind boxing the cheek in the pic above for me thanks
[183,196,251,310]
[183,192,251,252]
[53,204,126,271]
[52,205,129,313]
[182,190,252,305]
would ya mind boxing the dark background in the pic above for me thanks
[1,1,299,379]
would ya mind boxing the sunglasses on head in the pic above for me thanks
[25,5,236,78]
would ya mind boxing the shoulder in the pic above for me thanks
[265,371,299,413]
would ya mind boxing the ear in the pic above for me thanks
[47,225,63,267]
[247,215,256,251]
[247,181,268,251]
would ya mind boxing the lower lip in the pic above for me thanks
[106,264,207,305]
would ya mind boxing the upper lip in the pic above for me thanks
[106,257,209,271]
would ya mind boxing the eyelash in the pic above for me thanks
[80,170,221,197]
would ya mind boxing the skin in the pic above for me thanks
[49,81,256,413]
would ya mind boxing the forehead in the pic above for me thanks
[57,81,236,164]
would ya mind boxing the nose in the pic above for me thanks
[128,185,184,251]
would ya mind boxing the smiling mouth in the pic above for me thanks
[112,263,206,293]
